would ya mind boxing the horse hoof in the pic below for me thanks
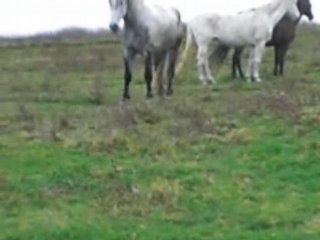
[146,93,153,99]
[166,90,173,96]
[201,81,208,86]
[123,94,131,101]
[158,89,165,97]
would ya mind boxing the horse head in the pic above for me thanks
[108,0,128,33]
[298,0,314,21]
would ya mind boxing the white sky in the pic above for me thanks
[0,0,318,36]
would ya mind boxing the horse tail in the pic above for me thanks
[210,45,230,67]
[175,24,193,76]
[173,8,182,25]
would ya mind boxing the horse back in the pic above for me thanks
[216,12,271,45]
[145,5,184,50]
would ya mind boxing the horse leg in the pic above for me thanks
[237,48,246,80]
[252,42,266,82]
[278,45,289,76]
[245,47,254,82]
[197,44,215,85]
[233,48,245,80]
[196,46,208,85]
[166,49,178,96]
[204,52,216,84]
[144,52,153,99]
[154,51,166,96]
[123,48,135,100]
[274,46,281,76]
[232,49,238,79]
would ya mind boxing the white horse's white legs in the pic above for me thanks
[196,43,216,85]
[197,45,210,85]
[204,55,216,84]
[246,47,254,82]
[245,42,265,83]
[252,42,266,82]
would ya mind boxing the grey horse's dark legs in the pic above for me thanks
[153,51,166,96]
[144,52,153,98]
[123,49,135,100]
[123,59,132,99]
[166,49,179,96]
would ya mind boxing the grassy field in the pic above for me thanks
[0,27,320,239]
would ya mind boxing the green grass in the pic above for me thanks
[0,27,320,239]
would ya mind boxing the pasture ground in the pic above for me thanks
[0,27,320,239]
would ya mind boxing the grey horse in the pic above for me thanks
[108,0,184,100]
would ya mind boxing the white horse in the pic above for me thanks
[177,0,300,84]
[108,0,184,100]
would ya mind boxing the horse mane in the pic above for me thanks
[172,8,182,25]
[127,0,143,8]
[126,0,144,17]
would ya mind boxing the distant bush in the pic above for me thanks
[0,23,318,48]
[0,27,119,47]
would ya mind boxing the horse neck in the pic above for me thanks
[265,0,293,26]
[125,0,146,27]
[294,15,302,25]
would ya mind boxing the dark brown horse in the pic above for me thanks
[232,0,314,79]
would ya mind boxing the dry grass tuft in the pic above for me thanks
[89,78,106,105]
[148,178,182,210]
[16,103,37,132]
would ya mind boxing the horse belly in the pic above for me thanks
[217,29,255,47]
[214,17,256,46]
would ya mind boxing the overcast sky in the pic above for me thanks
[0,0,318,36]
